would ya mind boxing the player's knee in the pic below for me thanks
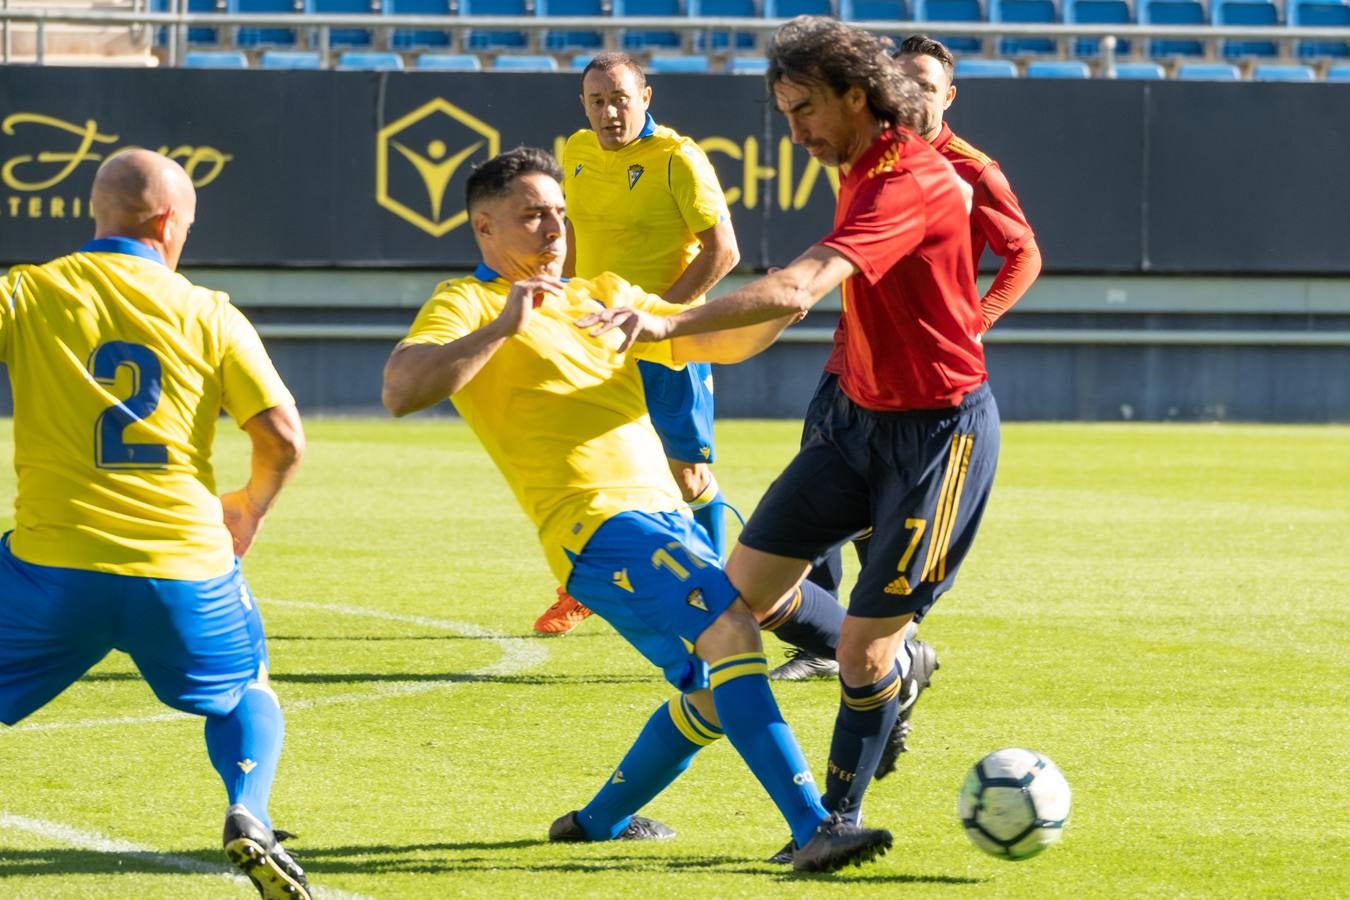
[684,688,721,729]
[697,599,763,660]
[670,461,711,500]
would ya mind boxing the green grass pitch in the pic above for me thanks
[0,419,1346,898]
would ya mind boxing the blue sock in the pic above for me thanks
[205,682,284,830]
[822,664,902,824]
[760,581,844,660]
[578,696,722,840]
[710,654,828,848]
[689,477,727,560]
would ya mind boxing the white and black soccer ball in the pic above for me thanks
[957,747,1071,860]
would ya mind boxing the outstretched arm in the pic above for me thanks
[579,245,857,352]
[220,403,305,558]
[382,275,563,417]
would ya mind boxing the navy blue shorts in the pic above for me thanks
[740,382,1000,621]
[0,537,268,725]
[565,510,737,693]
[639,359,716,465]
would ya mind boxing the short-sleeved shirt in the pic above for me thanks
[932,123,1036,276]
[562,114,730,296]
[0,238,293,580]
[818,127,986,412]
[400,264,687,583]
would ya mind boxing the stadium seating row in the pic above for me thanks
[181,46,1350,77]
[165,0,1350,61]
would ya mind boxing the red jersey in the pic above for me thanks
[818,127,986,412]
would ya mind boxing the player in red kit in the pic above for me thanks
[579,16,1001,856]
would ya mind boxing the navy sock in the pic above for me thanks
[806,545,845,600]
[760,580,844,660]
[578,696,722,840]
[689,478,727,560]
[205,682,284,830]
[822,663,902,824]
[710,654,828,847]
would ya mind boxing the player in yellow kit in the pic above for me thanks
[533,52,740,635]
[0,150,309,900]
[381,147,891,873]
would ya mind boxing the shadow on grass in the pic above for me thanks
[78,672,659,686]
[0,843,985,887]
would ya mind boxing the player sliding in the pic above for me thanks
[382,147,891,874]
[580,16,1002,862]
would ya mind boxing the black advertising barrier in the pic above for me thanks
[2,68,1348,274]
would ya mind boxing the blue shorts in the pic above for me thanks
[565,510,738,692]
[740,383,1000,622]
[0,537,268,725]
[639,360,716,465]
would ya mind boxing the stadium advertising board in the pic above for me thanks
[2,69,1348,273]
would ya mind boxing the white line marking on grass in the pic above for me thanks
[6,598,547,733]
[0,812,374,900]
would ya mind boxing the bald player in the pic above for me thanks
[0,150,311,900]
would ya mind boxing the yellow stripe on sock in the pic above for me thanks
[709,654,769,689]
[760,587,802,632]
[680,695,722,742]
[687,475,720,510]
[841,677,903,712]
[667,698,720,747]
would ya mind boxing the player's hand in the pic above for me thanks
[499,276,565,336]
[575,306,671,353]
[220,489,266,559]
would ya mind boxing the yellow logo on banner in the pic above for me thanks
[0,113,233,222]
[376,98,500,238]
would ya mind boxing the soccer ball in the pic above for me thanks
[957,747,1071,860]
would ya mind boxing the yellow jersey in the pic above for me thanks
[0,238,294,580]
[562,115,730,295]
[401,264,687,582]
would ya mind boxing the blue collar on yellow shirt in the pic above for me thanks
[79,237,166,267]
[473,262,570,284]
[637,113,657,139]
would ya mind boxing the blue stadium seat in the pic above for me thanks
[615,0,684,50]
[312,0,377,47]
[415,52,484,68]
[1140,0,1206,57]
[990,0,1058,56]
[1252,62,1315,79]
[493,52,560,68]
[337,50,406,68]
[691,0,759,52]
[1213,0,1279,59]
[464,0,533,49]
[729,54,769,72]
[954,56,1018,75]
[766,0,837,16]
[230,0,303,49]
[260,49,324,66]
[1291,1,1350,58]
[1065,0,1132,58]
[1176,61,1241,78]
[186,0,226,47]
[1113,60,1165,77]
[183,50,250,66]
[649,53,712,71]
[916,0,986,55]
[1328,62,1350,78]
[386,0,454,49]
[570,51,596,68]
[840,0,910,20]
[541,0,606,51]
[1026,58,1090,76]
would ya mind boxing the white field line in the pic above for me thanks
[0,812,375,900]
[6,598,547,734]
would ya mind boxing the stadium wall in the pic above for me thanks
[1,69,1347,420]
